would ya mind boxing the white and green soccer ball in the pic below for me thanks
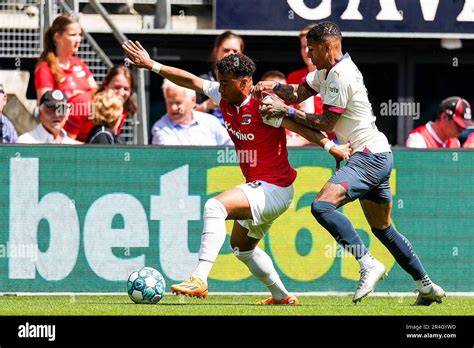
[127,267,166,304]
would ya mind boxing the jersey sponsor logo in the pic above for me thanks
[223,120,255,141]
[328,82,339,97]
[241,114,252,125]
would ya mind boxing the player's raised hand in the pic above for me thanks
[259,97,288,119]
[329,143,352,170]
[252,80,278,99]
[122,40,154,70]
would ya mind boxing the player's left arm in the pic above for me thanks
[281,118,351,165]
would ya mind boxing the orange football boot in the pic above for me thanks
[171,275,208,298]
[256,295,300,305]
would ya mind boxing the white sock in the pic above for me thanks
[416,275,432,290]
[193,198,228,283]
[235,247,289,301]
[357,252,375,268]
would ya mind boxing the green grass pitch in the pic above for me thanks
[0,294,473,316]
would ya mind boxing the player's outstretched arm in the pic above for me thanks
[253,81,313,104]
[281,118,351,167]
[122,40,205,94]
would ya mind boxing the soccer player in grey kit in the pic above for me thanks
[255,21,445,305]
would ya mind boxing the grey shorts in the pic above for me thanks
[329,149,393,203]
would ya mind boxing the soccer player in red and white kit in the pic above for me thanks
[123,40,351,304]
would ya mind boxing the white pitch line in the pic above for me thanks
[1,292,474,297]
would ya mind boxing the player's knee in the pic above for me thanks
[311,200,336,222]
[232,246,254,262]
[204,198,228,219]
[371,224,393,236]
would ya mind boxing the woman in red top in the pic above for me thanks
[35,15,97,142]
[96,65,137,135]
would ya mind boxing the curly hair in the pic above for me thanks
[92,89,123,127]
[306,21,342,43]
[216,53,256,78]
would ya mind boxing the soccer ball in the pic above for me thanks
[127,267,166,304]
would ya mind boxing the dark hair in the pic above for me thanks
[37,15,81,84]
[214,31,245,55]
[216,53,256,78]
[211,31,245,69]
[97,65,138,115]
[306,21,342,43]
[299,24,316,38]
[261,70,286,82]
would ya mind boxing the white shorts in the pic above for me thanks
[236,180,294,240]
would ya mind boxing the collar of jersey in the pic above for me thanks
[236,94,251,111]
[327,52,350,75]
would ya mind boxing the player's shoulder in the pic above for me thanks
[331,54,357,76]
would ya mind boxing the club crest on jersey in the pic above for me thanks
[241,114,252,125]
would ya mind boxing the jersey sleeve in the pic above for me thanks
[302,70,320,95]
[34,62,55,90]
[202,80,221,105]
[321,72,349,114]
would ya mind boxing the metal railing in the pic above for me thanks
[0,0,42,58]
[88,0,148,145]
[52,0,141,144]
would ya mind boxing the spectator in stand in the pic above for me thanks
[35,15,98,142]
[194,31,245,124]
[287,24,323,116]
[86,89,124,144]
[151,79,232,146]
[406,97,472,148]
[0,82,19,143]
[18,90,79,144]
[261,70,311,147]
[96,65,137,136]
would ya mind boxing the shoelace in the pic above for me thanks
[356,268,369,290]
